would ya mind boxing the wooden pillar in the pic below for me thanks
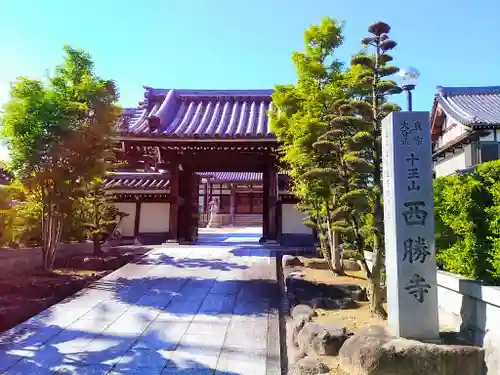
[134,201,142,238]
[230,184,236,225]
[262,170,270,241]
[190,172,200,241]
[168,162,179,241]
[276,201,282,241]
[178,169,189,243]
[267,164,278,242]
[204,181,209,214]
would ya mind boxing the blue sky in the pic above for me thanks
[1,0,499,159]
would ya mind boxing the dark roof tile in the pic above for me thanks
[104,172,170,190]
[198,172,262,182]
[119,88,275,139]
[435,86,500,126]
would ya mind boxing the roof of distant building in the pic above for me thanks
[103,171,264,190]
[104,172,170,190]
[434,86,500,126]
[198,172,262,182]
[119,88,275,139]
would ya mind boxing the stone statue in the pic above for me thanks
[207,197,220,228]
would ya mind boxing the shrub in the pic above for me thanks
[61,198,89,243]
[434,160,500,284]
[0,183,42,248]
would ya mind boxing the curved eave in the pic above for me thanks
[210,179,262,184]
[435,95,475,127]
[105,189,170,194]
[114,132,278,142]
[436,93,500,128]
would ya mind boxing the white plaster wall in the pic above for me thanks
[114,202,136,237]
[281,203,312,235]
[435,151,467,177]
[139,203,170,233]
[435,114,467,149]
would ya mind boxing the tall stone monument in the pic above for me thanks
[381,111,440,342]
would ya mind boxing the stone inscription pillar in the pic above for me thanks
[381,111,439,342]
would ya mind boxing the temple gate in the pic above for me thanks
[113,88,281,244]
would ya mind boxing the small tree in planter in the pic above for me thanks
[83,177,127,255]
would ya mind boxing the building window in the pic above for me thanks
[480,143,499,163]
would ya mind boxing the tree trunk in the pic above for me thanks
[325,204,344,275]
[349,217,372,278]
[358,255,372,279]
[93,234,103,256]
[331,230,344,274]
[41,212,62,272]
[369,202,387,319]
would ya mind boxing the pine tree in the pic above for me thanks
[270,17,348,274]
[83,177,127,255]
[313,97,375,277]
[351,22,402,318]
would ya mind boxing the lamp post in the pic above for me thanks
[398,67,420,111]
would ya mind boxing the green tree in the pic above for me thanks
[1,45,120,271]
[270,17,348,274]
[351,22,402,317]
[83,177,127,255]
[313,97,375,277]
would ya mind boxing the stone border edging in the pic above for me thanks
[437,270,500,308]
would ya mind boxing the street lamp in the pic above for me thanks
[398,67,420,111]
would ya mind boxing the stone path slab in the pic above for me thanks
[0,228,281,375]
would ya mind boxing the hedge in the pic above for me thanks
[434,160,500,285]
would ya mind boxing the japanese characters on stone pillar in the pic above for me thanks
[381,111,440,342]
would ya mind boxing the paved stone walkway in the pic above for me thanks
[0,228,281,375]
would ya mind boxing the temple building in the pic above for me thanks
[107,87,313,246]
[431,86,500,177]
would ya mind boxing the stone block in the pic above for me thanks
[292,314,313,347]
[338,325,485,375]
[297,322,353,356]
[343,259,361,271]
[286,274,367,305]
[291,304,317,320]
[291,357,330,375]
[303,258,330,270]
[310,297,358,310]
[283,255,305,268]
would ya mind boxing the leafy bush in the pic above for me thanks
[434,160,500,284]
[0,185,42,248]
[61,198,89,243]
[342,249,362,261]
[0,182,117,248]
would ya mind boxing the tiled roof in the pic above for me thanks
[103,171,264,191]
[119,88,275,139]
[435,86,500,126]
[104,172,170,190]
[198,172,262,182]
